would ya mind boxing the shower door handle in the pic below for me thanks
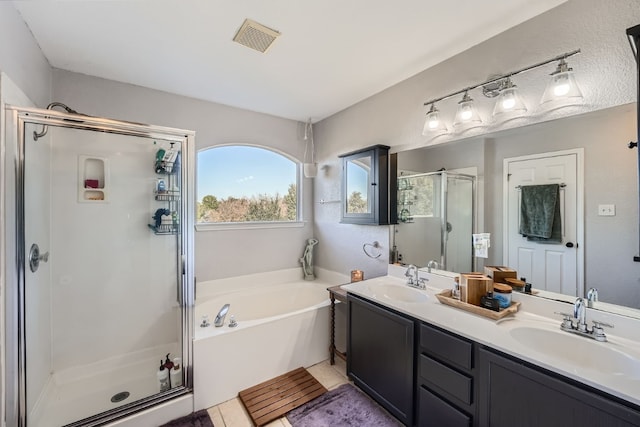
[29,243,49,273]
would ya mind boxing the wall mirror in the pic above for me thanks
[392,102,640,317]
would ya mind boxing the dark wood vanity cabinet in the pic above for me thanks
[417,323,475,427]
[347,294,415,426]
[347,293,640,427]
[478,347,640,427]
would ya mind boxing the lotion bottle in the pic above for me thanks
[157,360,170,392]
[170,357,183,388]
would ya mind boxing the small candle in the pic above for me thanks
[351,270,364,282]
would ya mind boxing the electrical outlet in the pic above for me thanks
[598,204,616,216]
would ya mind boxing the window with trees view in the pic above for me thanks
[197,146,298,223]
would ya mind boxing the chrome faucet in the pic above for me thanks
[574,297,588,332]
[427,260,439,273]
[587,287,598,308]
[555,297,614,342]
[405,264,427,289]
[214,303,230,327]
[404,264,418,284]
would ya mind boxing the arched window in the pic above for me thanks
[197,145,299,224]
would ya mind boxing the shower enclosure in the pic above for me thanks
[394,171,475,272]
[4,106,195,426]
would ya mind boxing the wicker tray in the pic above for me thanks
[435,289,520,320]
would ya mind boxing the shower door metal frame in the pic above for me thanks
[5,105,196,427]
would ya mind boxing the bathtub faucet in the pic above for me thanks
[214,304,230,327]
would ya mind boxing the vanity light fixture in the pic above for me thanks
[453,91,483,129]
[422,103,448,136]
[492,77,527,119]
[421,49,581,135]
[540,58,583,107]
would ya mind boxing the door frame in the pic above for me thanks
[502,148,585,296]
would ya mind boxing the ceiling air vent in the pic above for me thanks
[233,19,281,54]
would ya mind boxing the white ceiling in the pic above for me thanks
[13,0,567,122]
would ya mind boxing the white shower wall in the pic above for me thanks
[49,127,179,372]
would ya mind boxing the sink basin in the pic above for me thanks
[510,326,640,378]
[367,282,428,303]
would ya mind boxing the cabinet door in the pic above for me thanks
[339,145,393,224]
[478,347,640,427]
[418,386,471,427]
[347,294,414,426]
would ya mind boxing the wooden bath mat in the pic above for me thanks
[238,367,327,426]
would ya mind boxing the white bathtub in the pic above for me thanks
[193,268,346,410]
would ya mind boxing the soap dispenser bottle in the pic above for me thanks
[164,353,174,388]
[157,360,170,392]
[452,277,461,300]
[170,357,183,388]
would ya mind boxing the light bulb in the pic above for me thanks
[553,75,571,96]
[460,105,473,121]
[502,95,516,110]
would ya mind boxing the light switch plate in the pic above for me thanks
[598,204,616,216]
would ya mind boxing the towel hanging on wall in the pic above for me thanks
[519,184,562,243]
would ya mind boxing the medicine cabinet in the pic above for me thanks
[339,144,397,225]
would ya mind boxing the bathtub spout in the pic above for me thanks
[214,304,230,327]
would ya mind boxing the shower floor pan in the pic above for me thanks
[29,346,178,426]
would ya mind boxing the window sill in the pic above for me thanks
[196,221,306,232]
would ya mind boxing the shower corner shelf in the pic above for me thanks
[147,224,180,235]
[154,191,180,202]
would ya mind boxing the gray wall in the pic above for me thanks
[313,0,640,306]
[0,3,51,107]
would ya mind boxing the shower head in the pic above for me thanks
[33,102,82,141]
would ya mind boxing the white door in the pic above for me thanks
[504,150,583,296]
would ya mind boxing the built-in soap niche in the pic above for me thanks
[78,155,109,203]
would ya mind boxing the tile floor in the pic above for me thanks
[206,358,350,427]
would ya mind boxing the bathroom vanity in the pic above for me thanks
[344,275,640,427]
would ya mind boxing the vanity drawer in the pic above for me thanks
[420,323,473,371]
[419,354,472,405]
[418,386,471,427]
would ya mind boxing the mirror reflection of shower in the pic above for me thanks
[394,170,476,272]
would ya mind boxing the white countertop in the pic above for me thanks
[342,272,640,407]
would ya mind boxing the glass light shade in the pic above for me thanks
[422,105,448,136]
[453,93,482,129]
[303,163,318,178]
[493,84,527,119]
[540,69,583,106]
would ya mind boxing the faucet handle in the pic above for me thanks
[591,320,613,342]
[592,320,614,329]
[554,312,574,330]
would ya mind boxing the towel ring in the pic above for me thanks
[363,241,382,259]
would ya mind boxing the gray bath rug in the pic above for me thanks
[286,383,402,426]
[159,409,214,427]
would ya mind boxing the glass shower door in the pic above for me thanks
[444,174,474,273]
[19,114,193,426]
